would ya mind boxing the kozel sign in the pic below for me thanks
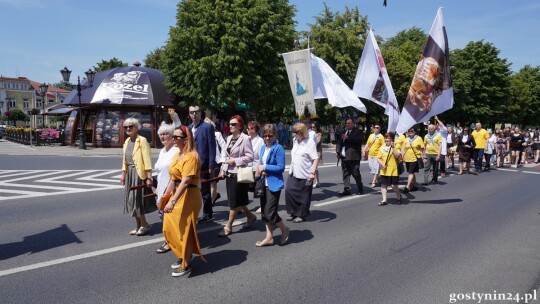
[91,71,150,104]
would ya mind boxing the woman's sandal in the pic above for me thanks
[218,226,232,237]
[129,227,140,235]
[396,195,403,205]
[370,183,377,188]
[378,201,388,206]
[156,242,171,254]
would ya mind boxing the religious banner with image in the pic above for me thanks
[282,49,317,118]
[396,7,454,135]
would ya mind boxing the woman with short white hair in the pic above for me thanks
[154,122,179,253]
[121,117,157,236]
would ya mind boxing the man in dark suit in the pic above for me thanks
[188,104,216,223]
[336,119,364,195]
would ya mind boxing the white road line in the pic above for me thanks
[314,193,371,207]
[0,189,38,195]
[0,185,122,201]
[0,170,41,179]
[6,171,64,183]
[0,221,242,277]
[522,171,540,175]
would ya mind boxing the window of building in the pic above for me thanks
[23,99,29,108]
[49,99,55,104]
[8,99,16,108]
[36,99,42,108]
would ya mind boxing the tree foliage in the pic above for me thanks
[93,57,128,72]
[449,41,511,127]
[508,65,540,127]
[162,0,296,120]
[6,108,27,124]
[302,4,370,124]
[144,47,165,70]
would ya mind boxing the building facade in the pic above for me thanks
[0,76,69,127]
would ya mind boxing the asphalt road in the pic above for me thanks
[1,152,539,304]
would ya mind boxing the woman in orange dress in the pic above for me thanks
[162,125,205,277]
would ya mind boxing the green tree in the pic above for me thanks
[302,4,370,125]
[93,57,128,72]
[51,82,74,91]
[162,0,295,120]
[508,65,540,127]
[6,108,27,125]
[144,47,165,70]
[450,41,511,127]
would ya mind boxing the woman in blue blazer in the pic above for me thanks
[254,124,290,247]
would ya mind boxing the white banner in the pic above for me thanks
[353,28,399,132]
[282,49,317,118]
[311,54,366,113]
[396,8,454,134]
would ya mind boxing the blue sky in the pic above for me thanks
[1,0,539,85]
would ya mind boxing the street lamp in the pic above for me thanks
[60,66,96,149]
[0,100,4,118]
[39,83,49,128]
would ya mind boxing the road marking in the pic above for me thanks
[0,170,123,201]
[0,221,242,277]
[497,168,540,174]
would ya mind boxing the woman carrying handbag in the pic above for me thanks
[218,115,256,237]
[254,124,289,247]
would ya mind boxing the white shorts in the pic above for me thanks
[368,157,380,174]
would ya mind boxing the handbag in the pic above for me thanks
[254,176,266,198]
[397,161,405,175]
[237,166,254,183]
[158,192,172,211]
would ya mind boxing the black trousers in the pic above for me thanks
[341,159,363,193]
[201,170,213,216]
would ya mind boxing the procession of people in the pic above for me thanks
[120,106,539,278]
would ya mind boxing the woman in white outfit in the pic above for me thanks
[154,123,179,253]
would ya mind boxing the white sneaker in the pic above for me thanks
[255,207,261,214]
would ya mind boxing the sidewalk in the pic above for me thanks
[0,139,161,157]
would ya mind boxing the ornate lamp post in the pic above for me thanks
[60,66,96,149]
[39,83,49,128]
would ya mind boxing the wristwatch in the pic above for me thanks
[170,199,176,206]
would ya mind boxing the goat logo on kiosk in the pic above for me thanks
[92,71,149,104]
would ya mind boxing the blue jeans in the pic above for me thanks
[474,149,484,171]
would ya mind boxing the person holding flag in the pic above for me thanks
[401,127,424,193]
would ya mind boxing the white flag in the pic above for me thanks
[353,28,399,132]
[396,8,453,135]
[311,54,366,113]
[282,49,317,118]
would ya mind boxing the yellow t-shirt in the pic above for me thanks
[395,134,406,151]
[377,145,399,176]
[402,135,425,162]
[471,128,489,149]
[367,133,384,157]
[424,133,442,155]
